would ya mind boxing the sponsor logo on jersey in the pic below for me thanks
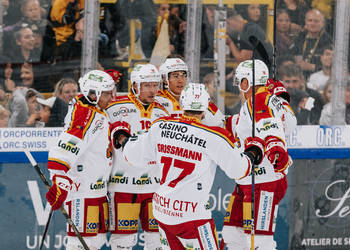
[109,172,128,184]
[118,219,138,230]
[149,218,158,226]
[113,107,137,117]
[90,178,106,190]
[132,175,152,185]
[256,191,274,231]
[198,222,216,250]
[58,140,80,155]
[271,96,283,111]
[92,119,104,134]
[86,205,99,233]
[256,121,279,133]
[248,166,267,176]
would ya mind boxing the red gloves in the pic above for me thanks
[46,175,72,210]
[104,69,121,83]
[266,78,290,103]
[244,137,265,165]
[110,121,131,149]
[265,136,289,172]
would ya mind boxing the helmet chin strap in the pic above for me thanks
[131,86,150,106]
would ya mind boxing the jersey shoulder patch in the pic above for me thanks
[208,101,219,114]
[66,103,96,139]
[248,89,274,122]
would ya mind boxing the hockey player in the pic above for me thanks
[114,83,266,249]
[106,64,169,250]
[45,70,115,250]
[156,58,225,127]
[221,59,296,250]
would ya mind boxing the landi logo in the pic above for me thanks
[256,121,278,133]
[109,171,128,184]
[58,140,80,155]
[90,177,106,190]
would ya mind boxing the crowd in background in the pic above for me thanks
[0,0,349,128]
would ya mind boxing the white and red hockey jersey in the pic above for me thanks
[156,89,225,127]
[122,115,253,225]
[225,87,296,185]
[106,93,169,193]
[47,94,113,200]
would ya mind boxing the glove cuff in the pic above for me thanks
[52,175,72,191]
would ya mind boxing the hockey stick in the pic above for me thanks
[39,208,53,250]
[250,56,256,250]
[24,150,90,250]
[272,0,278,80]
[249,36,270,67]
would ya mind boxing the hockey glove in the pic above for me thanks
[104,69,121,83]
[244,137,265,165]
[267,78,290,103]
[110,121,131,149]
[46,175,72,210]
[265,136,289,172]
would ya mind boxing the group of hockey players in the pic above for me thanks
[45,57,296,250]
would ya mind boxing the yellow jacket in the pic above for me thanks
[50,0,85,46]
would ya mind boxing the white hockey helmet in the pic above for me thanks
[130,64,161,97]
[79,70,115,105]
[233,59,269,92]
[159,58,188,84]
[180,83,210,112]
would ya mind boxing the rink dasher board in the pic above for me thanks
[0,125,350,163]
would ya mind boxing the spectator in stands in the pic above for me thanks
[203,72,216,100]
[50,0,84,61]
[307,45,333,92]
[289,88,314,124]
[279,0,308,34]
[19,63,35,88]
[320,80,350,125]
[168,5,186,56]
[237,4,266,30]
[279,63,324,124]
[6,26,39,63]
[53,78,78,104]
[276,9,296,57]
[25,88,43,127]
[140,2,170,58]
[321,80,332,104]
[311,0,335,34]
[3,0,47,60]
[37,96,68,127]
[201,4,215,58]
[1,0,10,26]
[292,8,332,79]
[0,83,11,111]
[225,9,273,64]
[0,63,15,93]
[0,105,10,127]
[277,54,295,75]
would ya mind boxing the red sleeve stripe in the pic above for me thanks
[225,116,234,135]
[190,122,236,148]
[47,158,70,173]
[238,159,251,180]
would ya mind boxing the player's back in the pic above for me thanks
[143,116,249,224]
